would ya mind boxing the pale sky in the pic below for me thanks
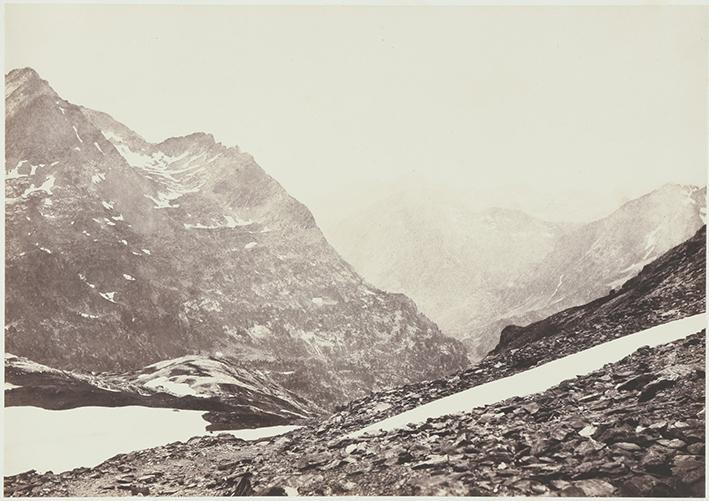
[5,4,707,225]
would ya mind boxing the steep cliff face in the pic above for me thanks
[4,68,467,408]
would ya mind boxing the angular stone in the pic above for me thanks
[620,475,673,497]
[579,425,597,437]
[530,438,558,456]
[687,442,705,455]
[521,402,541,415]
[657,438,687,449]
[572,479,616,496]
[616,373,655,391]
[412,455,448,470]
[672,455,705,485]
[613,442,642,452]
[639,378,676,402]
[258,486,288,496]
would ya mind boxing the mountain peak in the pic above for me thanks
[6,66,41,81]
[5,67,59,118]
[157,132,218,150]
[5,66,469,409]
[5,66,50,95]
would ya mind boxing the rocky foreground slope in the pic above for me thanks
[5,67,466,409]
[5,226,706,497]
[5,329,704,497]
[310,225,706,434]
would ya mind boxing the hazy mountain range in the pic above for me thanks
[325,183,706,360]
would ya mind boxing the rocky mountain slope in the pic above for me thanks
[5,353,319,430]
[307,225,706,435]
[324,183,705,361]
[5,330,704,497]
[4,67,467,408]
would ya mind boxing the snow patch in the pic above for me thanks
[248,325,271,339]
[145,191,185,209]
[6,160,28,179]
[99,292,117,303]
[311,297,338,307]
[224,426,302,442]
[244,241,258,250]
[549,274,564,299]
[123,274,135,281]
[72,126,83,143]
[94,142,104,155]
[143,377,201,398]
[184,215,253,230]
[22,175,56,197]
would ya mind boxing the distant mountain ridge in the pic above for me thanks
[465,183,706,358]
[325,193,571,343]
[324,180,705,361]
[4,67,468,409]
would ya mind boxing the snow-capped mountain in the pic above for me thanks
[4,67,467,409]
[323,189,572,344]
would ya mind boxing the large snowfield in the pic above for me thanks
[4,405,299,476]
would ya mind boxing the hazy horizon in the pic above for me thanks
[6,5,707,226]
